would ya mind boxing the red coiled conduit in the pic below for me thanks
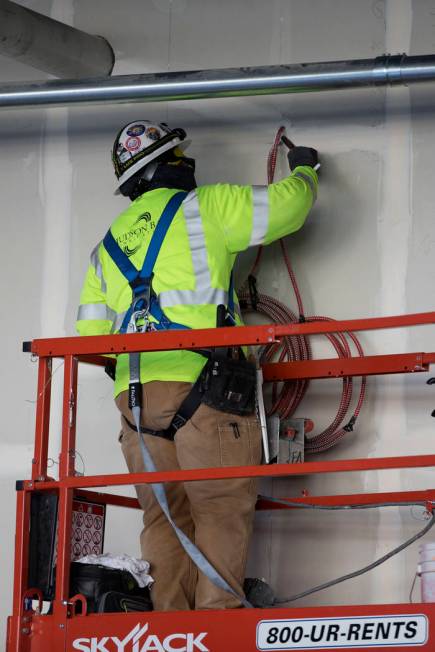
[239,127,366,453]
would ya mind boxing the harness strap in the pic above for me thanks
[137,191,188,280]
[123,416,172,440]
[103,191,188,334]
[227,270,235,324]
[103,191,187,286]
[103,230,139,285]
[123,367,207,440]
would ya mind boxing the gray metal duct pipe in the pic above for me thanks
[0,54,434,110]
[0,0,114,78]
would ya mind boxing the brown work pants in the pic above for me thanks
[116,381,262,611]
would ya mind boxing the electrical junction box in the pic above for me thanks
[266,416,305,464]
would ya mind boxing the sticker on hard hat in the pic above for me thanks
[146,126,161,140]
[256,615,428,649]
[125,136,141,151]
[119,151,131,163]
[127,124,146,136]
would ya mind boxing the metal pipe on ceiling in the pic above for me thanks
[0,0,114,79]
[0,54,434,110]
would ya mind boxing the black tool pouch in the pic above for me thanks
[200,355,256,416]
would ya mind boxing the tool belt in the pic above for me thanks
[123,353,256,441]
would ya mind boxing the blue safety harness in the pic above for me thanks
[103,190,235,335]
[102,190,250,607]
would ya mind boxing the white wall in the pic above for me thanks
[1,0,435,641]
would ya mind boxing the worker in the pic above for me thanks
[76,120,319,612]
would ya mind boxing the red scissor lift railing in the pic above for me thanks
[6,312,435,652]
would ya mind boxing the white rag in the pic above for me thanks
[76,553,154,588]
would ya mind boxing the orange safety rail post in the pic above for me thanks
[31,357,52,482]
[7,488,32,652]
[51,356,78,645]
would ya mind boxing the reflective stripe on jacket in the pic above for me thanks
[76,166,318,396]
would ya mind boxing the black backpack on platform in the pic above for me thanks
[70,562,153,613]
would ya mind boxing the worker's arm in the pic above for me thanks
[204,160,318,254]
[76,242,114,336]
[266,164,318,243]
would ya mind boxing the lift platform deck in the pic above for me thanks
[6,311,435,651]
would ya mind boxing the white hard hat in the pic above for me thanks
[112,120,190,194]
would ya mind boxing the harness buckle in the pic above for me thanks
[127,276,155,333]
[130,274,154,312]
[127,309,152,334]
[171,413,188,432]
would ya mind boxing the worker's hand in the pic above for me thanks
[287,146,318,171]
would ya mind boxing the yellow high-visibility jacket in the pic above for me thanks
[76,166,318,397]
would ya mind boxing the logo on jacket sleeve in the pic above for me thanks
[72,621,209,651]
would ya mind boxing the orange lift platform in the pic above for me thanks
[6,311,435,652]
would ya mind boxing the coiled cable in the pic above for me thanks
[239,127,367,453]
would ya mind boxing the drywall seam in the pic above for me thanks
[38,0,74,461]
[371,0,413,601]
